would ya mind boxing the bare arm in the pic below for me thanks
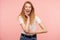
[36,22,48,34]
[20,16,30,34]
[28,22,48,34]
[20,15,48,34]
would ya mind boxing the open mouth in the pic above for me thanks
[26,10,30,12]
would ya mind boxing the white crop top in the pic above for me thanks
[18,15,42,35]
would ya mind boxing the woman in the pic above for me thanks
[18,1,48,40]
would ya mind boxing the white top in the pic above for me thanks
[18,15,42,35]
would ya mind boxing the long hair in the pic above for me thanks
[19,1,35,25]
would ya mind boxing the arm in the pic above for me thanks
[28,22,48,34]
[20,24,29,33]
[36,22,48,34]
[20,16,30,34]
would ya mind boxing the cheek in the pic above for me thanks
[24,6,27,10]
[30,8,31,10]
[24,7,27,10]
[29,8,32,11]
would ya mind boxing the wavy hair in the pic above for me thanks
[19,1,35,25]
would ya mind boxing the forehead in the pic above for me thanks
[25,3,31,7]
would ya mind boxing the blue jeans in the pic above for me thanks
[20,33,37,40]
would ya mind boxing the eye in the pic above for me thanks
[29,6,31,8]
[25,6,27,8]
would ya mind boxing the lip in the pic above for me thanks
[26,10,30,12]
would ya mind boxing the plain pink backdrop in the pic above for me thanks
[0,0,60,40]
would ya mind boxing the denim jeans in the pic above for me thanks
[20,33,37,40]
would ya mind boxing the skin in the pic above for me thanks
[24,3,32,16]
[20,3,48,34]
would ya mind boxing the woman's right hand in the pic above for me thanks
[24,14,30,33]
[25,13,30,25]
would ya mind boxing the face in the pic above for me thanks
[24,3,32,15]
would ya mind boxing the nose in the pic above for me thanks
[27,7,30,9]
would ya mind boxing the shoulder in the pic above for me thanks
[18,15,23,21]
[19,16,23,19]
[19,15,22,18]
[18,16,24,24]
[35,15,40,19]
[35,15,42,23]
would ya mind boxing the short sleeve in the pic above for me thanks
[35,16,42,24]
[18,16,23,24]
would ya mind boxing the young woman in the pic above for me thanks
[18,1,48,40]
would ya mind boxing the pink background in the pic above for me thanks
[0,0,60,40]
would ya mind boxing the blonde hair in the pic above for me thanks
[19,1,35,25]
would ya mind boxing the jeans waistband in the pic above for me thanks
[21,33,36,38]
